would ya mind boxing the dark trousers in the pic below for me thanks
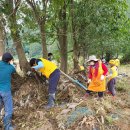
[86,90,103,98]
[48,69,60,94]
[107,78,116,96]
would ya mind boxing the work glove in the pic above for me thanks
[87,79,91,83]
[27,71,36,77]
[27,71,32,76]
[100,75,105,80]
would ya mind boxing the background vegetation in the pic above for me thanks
[0,0,130,73]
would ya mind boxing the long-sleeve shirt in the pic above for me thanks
[32,61,44,70]
[88,62,108,79]
[0,61,16,92]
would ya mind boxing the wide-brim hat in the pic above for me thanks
[87,55,99,62]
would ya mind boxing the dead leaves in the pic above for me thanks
[78,116,96,129]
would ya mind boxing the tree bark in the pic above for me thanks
[0,15,5,58]
[57,2,68,73]
[70,0,80,70]
[73,36,80,70]
[57,28,67,73]
[9,14,30,72]
[39,22,48,58]
[106,52,111,62]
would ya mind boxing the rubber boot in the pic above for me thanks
[44,93,55,109]
[4,115,14,130]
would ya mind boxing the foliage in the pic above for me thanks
[75,0,130,59]
[0,0,130,67]
[28,43,42,58]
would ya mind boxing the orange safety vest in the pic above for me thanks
[38,58,57,78]
[88,61,106,92]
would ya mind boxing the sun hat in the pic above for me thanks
[87,55,99,62]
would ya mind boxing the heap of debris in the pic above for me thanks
[0,71,129,130]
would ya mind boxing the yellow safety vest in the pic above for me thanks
[38,58,57,78]
[109,66,118,80]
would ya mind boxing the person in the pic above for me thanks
[101,58,108,66]
[0,52,16,130]
[48,53,53,61]
[80,65,85,71]
[84,55,108,99]
[29,58,60,109]
[107,60,118,97]
[115,59,120,67]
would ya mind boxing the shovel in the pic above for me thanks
[60,70,87,91]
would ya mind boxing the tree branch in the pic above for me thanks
[14,0,21,12]
[26,0,40,24]
[7,0,21,18]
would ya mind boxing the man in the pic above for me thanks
[48,53,53,61]
[29,58,60,109]
[0,52,16,130]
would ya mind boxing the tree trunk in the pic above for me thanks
[106,52,111,62]
[57,28,67,73]
[57,3,68,73]
[71,0,80,70]
[9,14,30,72]
[73,36,80,70]
[26,0,48,59]
[82,43,88,63]
[39,22,48,59]
[101,50,104,59]
[0,15,5,58]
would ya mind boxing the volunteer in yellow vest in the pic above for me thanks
[115,59,120,67]
[30,58,60,109]
[107,59,118,97]
[84,55,108,99]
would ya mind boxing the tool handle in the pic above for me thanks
[60,70,75,82]
[60,70,87,90]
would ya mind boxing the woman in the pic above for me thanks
[84,55,108,99]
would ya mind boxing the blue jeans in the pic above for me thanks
[0,91,13,129]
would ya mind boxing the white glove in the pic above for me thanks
[27,71,32,76]
[100,75,105,80]
[87,79,91,83]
